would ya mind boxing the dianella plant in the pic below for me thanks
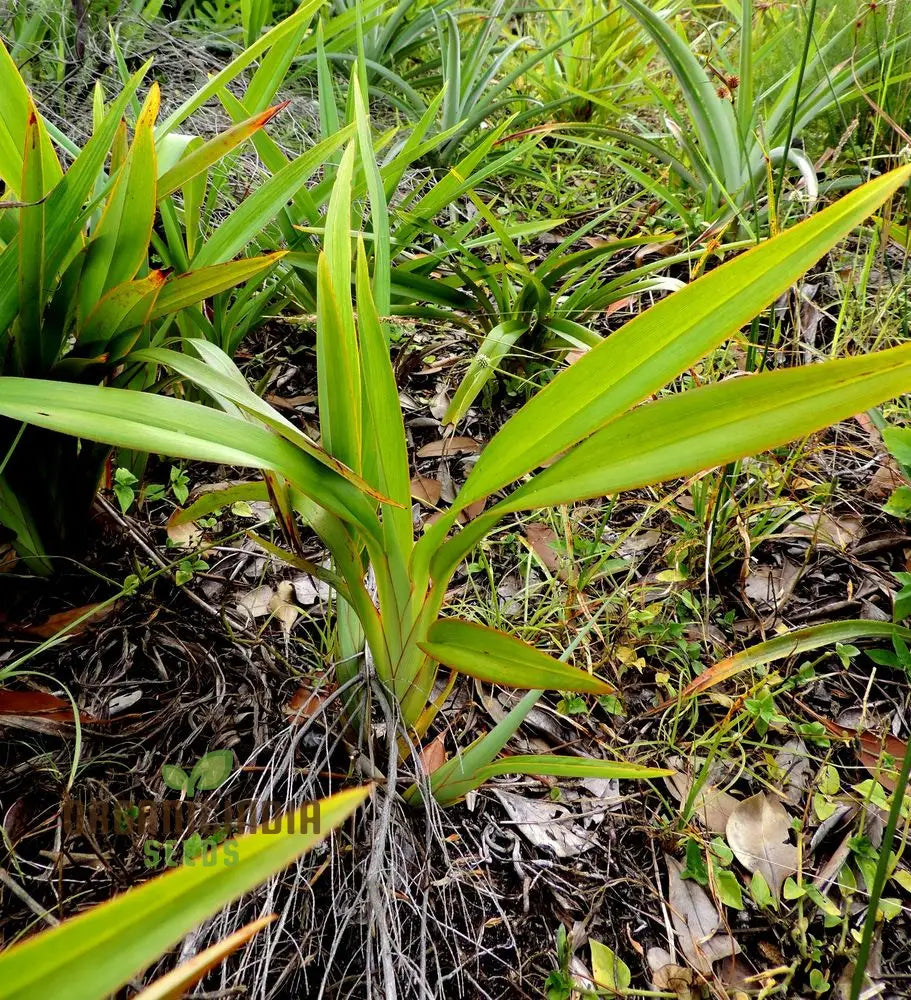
[1,143,910,804]
[602,0,911,233]
[0,7,356,566]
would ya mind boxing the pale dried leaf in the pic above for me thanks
[493,789,595,858]
[235,585,274,621]
[666,856,741,974]
[665,770,739,835]
[429,387,450,421]
[774,738,811,808]
[291,575,331,606]
[780,512,863,549]
[417,435,481,458]
[725,792,798,899]
[268,581,298,637]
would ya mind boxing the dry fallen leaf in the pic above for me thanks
[524,523,563,576]
[268,581,298,637]
[410,475,442,506]
[265,392,316,411]
[725,792,798,899]
[291,574,331,607]
[647,947,696,1000]
[166,517,203,549]
[235,585,274,621]
[21,601,119,639]
[418,734,447,775]
[665,770,739,835]
[283,681,335,722]
[416,435,482,458]
[742,558,801,613]
[865,459,907,500]
[492,788,595,858]
[0,689,96,734]
[666,856,741,974]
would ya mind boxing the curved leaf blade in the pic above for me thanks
[420,618,616,695]
[0,787,370,1000]
[452,166,911,511]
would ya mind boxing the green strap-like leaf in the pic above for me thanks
[499,340,911,512]
[0,786,370,1000]
[78,86,159,314]
[0,379,382,541]
[419,618,615,694]
[448,165,911,513]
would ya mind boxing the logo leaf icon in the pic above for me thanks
[161,765,189,794]
[188,750,234,796]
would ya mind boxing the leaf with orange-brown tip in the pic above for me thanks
[157,102,290,200]
[647,620,911,716]
[133,915,276,1000]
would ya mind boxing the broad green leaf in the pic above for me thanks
[79,85,159,313]
[499,340,911,512]
[316,145,362,470]
[78,272,165,353]
[0,786,370,1000]
[0,474,51,574]
[0,379,382,540]
[884,426,911,466]
[0,62,151,340]
[352,76,390,314]
[16,113,46,373]
[451,165,911,511]
[132,342,383,498]
[619,0,741,191]
[0,38,62,195]
[410,689,542,806]
[590,940,632,993]
[355,240,412,553]
[420,618,615,695]
[170,482,270,526]
[188,749,234,794]
[160,764,189,793]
